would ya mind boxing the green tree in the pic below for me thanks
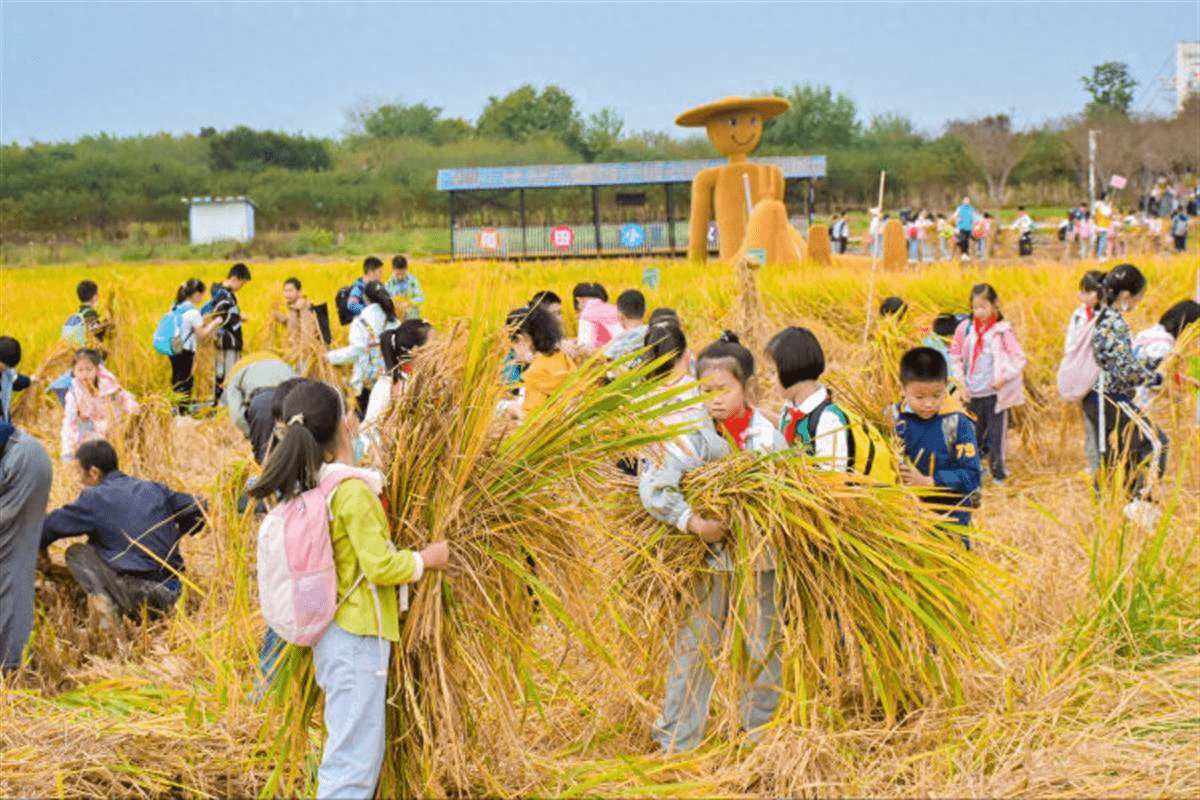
[760,84,861,149]
[1081,61,1137,116]
[476,84,582,146]
[208,126,332,172]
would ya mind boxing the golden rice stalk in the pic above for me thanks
[622,452,1009,732]
[10,340,74,426]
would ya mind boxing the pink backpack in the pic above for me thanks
[256,464,384,646]
[1056,311,1101,401]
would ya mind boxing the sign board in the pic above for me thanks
[642,266,661,289]
[1109,174,1127,190]
[551,224,575,250]
[620,223,646,248]
[478,228,501,251]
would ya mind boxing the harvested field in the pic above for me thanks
[1,253,1197,798]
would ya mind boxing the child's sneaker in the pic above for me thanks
[1123,499,1162,529]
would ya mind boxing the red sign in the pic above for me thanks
[477,228,501,251]
[551,224,575,250]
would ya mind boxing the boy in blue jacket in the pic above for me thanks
[40,439,205,624]
[890,347,982,543]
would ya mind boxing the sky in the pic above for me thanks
[2,1,1198,146]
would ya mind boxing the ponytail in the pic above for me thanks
[642,321,688,379]
[364,281,396,323]
[174,278,205,307]
[695,330,754,386]
[249,381,343,500]
[1100,263,1146,307]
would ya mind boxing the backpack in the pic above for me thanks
[335,286,355,326]
[152,305,188,357]
[797,397,899,484]
[1056,310,1101,401]
[256,465,384,647]
[311,302,333,345]
[1172,215,1189,237]
[61,313,87,347]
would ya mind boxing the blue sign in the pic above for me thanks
[620,223,646,248]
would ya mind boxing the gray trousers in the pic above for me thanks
[0,431,53,672]
[654,569,782,752]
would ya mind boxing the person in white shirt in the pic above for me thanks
[764,326,849,472]
[1010,206,1034,257]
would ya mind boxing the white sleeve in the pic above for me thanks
[577,319,597,349]
[812,409,850,473]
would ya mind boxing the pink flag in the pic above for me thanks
[1109,174,1127,190]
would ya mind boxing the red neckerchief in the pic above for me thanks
[780,401,805,446]
[969,314,997,375]
[1085,306,1094,322]
[717,406,755,451]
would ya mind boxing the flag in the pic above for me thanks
[1109,174,1127,190]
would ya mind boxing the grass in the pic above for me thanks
[1,251,1198,797]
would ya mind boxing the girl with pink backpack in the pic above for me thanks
[248,380,449,799]
[1060,271,1105,474]
[949,283,1027,485]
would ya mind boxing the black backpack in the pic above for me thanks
[334,286,354,326]
[311,302,333,345]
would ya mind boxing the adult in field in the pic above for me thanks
[0,420,53,672]
[40,439,205,625]
[221,354,299,464]
[953,196,975,260]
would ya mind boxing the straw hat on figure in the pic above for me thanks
[676,96,808,266]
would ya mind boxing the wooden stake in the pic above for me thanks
[863,171,886,343]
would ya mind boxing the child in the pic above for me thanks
[604,289,649,361]
[936,213,952,261]
[347,256,384,319]
[40,439,204,626]
[639,331,786,753]
[641,321,702,426]
[328,281,400,418]
[247,381,449,798]
[949,284,1027,484]
[1132,299,1200,411]
[1085,264,1168,524]
[891,347,982,538]
[1064,271,1105,473]
[879,296,907,320]
[511,305,575,418]
[62,279,109,346]
[384,255,425,320]
[573,282,622,352]
[1171,209,1189,252]
[60,349,138,462]
[0,337,32,423]
[501,306,531,389]
[765,326,848,472]
[529,290,565,326]
[381,318,433,391]
[209,263,252,404]
[165,280,222,414]
[221,355,299,465]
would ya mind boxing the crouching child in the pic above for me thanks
[40,439,205,625]
[890,347,982,547]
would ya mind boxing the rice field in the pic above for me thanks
[1,252,1198,798]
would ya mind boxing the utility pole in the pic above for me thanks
[1088,129,1098,209]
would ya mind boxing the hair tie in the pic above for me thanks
[287,413,305,427]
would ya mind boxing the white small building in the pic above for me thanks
[182,196,256,245]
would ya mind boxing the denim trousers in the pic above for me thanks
[312,622,391,799]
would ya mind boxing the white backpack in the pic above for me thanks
[256,464,384,646]
[1057,311,1101,401]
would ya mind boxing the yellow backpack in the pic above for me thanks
[793,397,899,484]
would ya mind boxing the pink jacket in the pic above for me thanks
[61,366,138,460]
[949,318,1027,412]
[577,298,623,348]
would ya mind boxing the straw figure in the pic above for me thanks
[807,223,833,266]
[676,96,808,266]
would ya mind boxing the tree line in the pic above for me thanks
[2,63,1196,244]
